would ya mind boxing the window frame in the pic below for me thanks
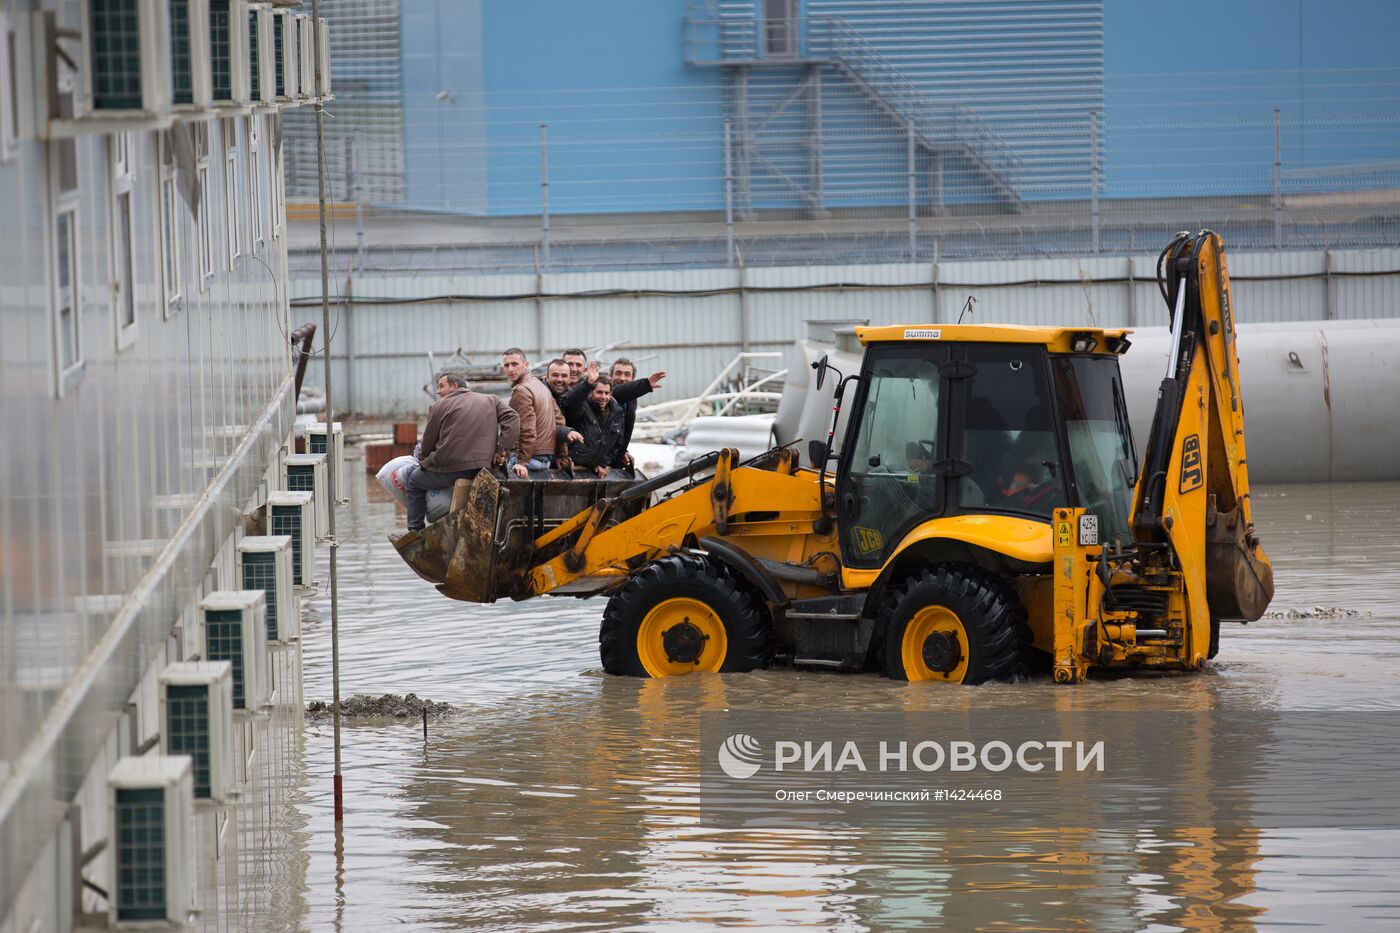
[158,131,183,317]
[270,130,282,239]
[109,133,139,350]
[224,118,240,268]
[48,141,84,397]
[834,343,951,570]
[0,12,19,162]
[197,162,213,288]
[248,115,264,250]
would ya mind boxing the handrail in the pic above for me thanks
[683,11,1022,201]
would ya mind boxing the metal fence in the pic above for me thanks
[290,246,1400,417]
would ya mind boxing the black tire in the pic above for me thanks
[879,564,1029,684]
[600,555,773,677]
[1207,617,1221,660]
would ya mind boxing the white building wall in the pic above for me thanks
[0,11,313,929]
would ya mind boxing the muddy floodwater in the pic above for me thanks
[285,475,1400,932]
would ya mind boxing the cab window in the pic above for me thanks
[959,345,1065,519]
[838,347,945,569]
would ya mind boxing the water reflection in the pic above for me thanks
[289,477,1400,931]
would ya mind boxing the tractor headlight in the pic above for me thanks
[1072,334,1099,353]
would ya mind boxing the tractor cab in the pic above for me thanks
[827,326,1138,571]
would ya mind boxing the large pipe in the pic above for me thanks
[1121,320,1400,483]
[775,320,1400,484]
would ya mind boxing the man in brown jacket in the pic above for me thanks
[502,348,576,477]
[405,371,520,531]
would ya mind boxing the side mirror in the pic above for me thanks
[808,440,831,468]
[812,355,830,391]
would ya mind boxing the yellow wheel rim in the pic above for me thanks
[900,606,970,683]
[637,597,729,677]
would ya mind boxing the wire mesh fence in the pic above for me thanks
[286,59,1400,275]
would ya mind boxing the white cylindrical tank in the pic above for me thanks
[1121,320,1400,483]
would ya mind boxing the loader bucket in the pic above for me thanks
[1204,504,1276,622]
[391,468,648,602]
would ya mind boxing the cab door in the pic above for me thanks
[834,343,951,570]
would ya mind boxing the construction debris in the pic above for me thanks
[1261,606,1370,620]
[306,693,458,721]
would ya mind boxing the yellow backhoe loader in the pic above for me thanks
[393,231,1274,683]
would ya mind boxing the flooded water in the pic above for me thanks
[287,473,1400,931]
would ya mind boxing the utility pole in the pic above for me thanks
[310,0,344,825]
[540,123,551,267]
[1273,107,1283,249]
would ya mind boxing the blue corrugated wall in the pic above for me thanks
[395,0,1400,215]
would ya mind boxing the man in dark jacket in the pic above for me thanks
[560,363,629,477]
[609,357,666,461]
[404,371,520,531]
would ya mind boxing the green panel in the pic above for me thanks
[308,433,328,454]
[242,550,280,640]
[286,463,316,493]
[171,0,192,104]
[273,17,285,97]
[248,11,260,99]
[269,505,304,584]
[166,684,212,797]
[90,0,144,110]
[210,1,232,100]
[205,608,247,709]
[115,787,167,921]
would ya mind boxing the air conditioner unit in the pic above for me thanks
[273,10,297,103]
[237,534,298,642]
[209,0,250,107]
[169,0,212,112]
[295,14,313,101]
[108,755,196,927]
[249,5,275,105]
[283,452,328,538]
[266,490,315,587]
[159,661,234,803]
[199,590,269,712]
[304,422,345,504]
[316,17,332,100]
[35,1,175,137]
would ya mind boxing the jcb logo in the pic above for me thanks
[1179,434,1203,493]
[854,526,884,555]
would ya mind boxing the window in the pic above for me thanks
[763,0,798,58]
[960,345,1064,521]
[223,119,240,267]
[248,117,264,249]
[110,133,138,348]
[158,132,182,316]
[271,137,282,239]
[1053,357,1137,546]
[197,162,213,287]
[49,139,83,396]
[1,13,19,161]
[838,346,946,569]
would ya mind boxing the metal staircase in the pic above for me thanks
[685,5,1025,215]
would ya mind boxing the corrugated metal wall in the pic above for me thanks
[292,246,1400,416]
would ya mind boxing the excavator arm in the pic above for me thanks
[1132,231,1274,622]
[1051,231,1273,682]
